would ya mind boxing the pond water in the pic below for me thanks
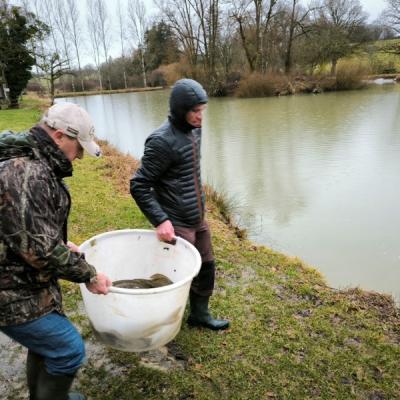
[59,83,400,302]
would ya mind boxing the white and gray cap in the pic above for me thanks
[41,102,101,157]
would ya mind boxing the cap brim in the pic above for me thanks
[78,138,101,158]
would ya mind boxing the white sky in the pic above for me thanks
[360,0,387,21]
[131,0,388,20]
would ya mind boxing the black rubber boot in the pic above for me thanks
[27,350,44,400]
[68,393,85,400]
[187,291,229,330]
[36,368,85,400]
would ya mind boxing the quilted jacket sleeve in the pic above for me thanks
[130,135,173,227]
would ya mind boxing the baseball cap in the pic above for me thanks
[41,102,101,157]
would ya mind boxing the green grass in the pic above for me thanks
[344,38,400,75]
[3,98,400,400]
[0,94,49,132]
[368,38,400,74]
[66,157,150,244]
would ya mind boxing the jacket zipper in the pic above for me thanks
[190,133,203,219]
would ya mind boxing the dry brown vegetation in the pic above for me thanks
[97,140,140,195]
[236,73,291,98]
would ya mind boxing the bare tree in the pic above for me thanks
[284,0,319,74]
[128,0,148,87]
[36,52,70,104]
[96,0,113,89]
[19,0,68,95]
[52,0,75,91]
[86,0,103,89]
[219,8,236,77]
[377,0,400,56]
[66,0,85,91]
[383,0,400,34]
[19,0,45,76]
[41,0,60,55]
[117,0,128,89]
[155,0,201,73]
[313,0,368,75]
[188,0,221,82]
[155,0,224,86]
[230,0,280,72]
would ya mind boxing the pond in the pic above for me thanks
[59,83,400,302]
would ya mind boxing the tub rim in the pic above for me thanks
[79,228,202,295]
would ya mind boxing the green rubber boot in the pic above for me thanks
[36,368,85,400]
[27,350,44,400]
[187,292,229,330]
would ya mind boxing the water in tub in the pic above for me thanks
[112,273,173,289]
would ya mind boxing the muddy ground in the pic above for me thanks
[0,300,185,400]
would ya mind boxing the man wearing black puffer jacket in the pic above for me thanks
[130,79,229,331]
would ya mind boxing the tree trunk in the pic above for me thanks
[331,58,337,76]
[237,16,255,72]
[254,0,262,72]
[9,94,19,109]
[285,0,297,74]
[140,48,147,87]
[71,75,76,92]
[107,69,112,90]
[50,76,55,105]
[98,70,103,90]
[123,69,128,89]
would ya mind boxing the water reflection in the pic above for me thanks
[59,84,400,302]
[73,91,169,158]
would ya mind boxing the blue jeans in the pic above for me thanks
[0,312,85,375]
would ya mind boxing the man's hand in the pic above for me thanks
[67,242,110,294]
[67,241,80,252]
[156,220,176,242]
[86,272,111,295]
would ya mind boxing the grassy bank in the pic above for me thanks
[235,62,397,98]
[362,38,400,75]
[0,93,49,131]
[2,97,400,400]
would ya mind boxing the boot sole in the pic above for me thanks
[187,318,230,331]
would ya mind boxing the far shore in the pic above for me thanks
[54,86,164,99]
[52,73,400,100]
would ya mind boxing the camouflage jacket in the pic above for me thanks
[0,127,96,326]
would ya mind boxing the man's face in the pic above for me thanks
[186,104,207,128]
[55,131,84,161]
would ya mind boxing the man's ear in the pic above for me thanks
[54,130,64,139]
[51,130,64,145]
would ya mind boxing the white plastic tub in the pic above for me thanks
[79,229,201,352]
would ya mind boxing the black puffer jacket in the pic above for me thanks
[130,79,208,228]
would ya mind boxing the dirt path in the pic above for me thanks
[0,300,186,400]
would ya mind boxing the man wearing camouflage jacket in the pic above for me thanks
[0,102,111,400]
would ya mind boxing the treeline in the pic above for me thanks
[1,0,400,106]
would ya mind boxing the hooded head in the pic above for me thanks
[169,79,208,132]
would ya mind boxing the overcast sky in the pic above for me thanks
[142,0,387,20]
[360,0,387,20]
